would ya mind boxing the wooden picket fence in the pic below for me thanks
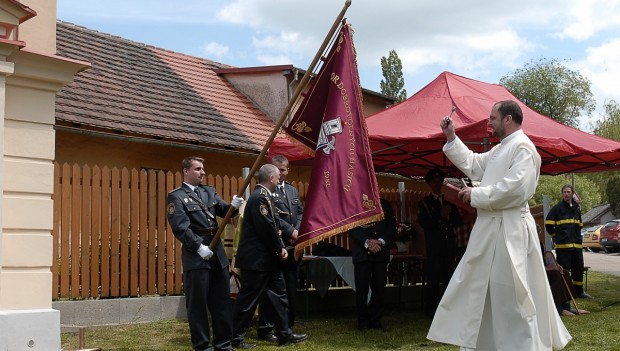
[51,162,427,300]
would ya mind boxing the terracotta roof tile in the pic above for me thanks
[55,21,276,153]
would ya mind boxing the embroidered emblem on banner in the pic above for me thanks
[291,121,312,134]
[362,194,376,210]
[317,117,343,155]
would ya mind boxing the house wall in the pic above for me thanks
[222,71,290,124]
[223,69,393,125]
[55,130,260,177]
[0,1,85,349]
[54,130,424,193]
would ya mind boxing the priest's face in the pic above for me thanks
[489,105,507,139]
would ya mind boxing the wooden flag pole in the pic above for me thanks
[209,0,352,250]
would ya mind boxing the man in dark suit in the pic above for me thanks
[167,156,244,351]
[232,164,307,348]
[417,168,461,317]
[256,155,304,343]
[348,198,396,331]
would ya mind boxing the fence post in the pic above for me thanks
[242,167,250,199]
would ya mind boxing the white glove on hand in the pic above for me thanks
[197,244,214,260]
[231,195,244,209]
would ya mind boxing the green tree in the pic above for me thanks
[586,99,620,204]
[380,50,407,103]
[606,176,620,216]
[499,58,595,128]
[592,99,620,140]
[531,174,602,214]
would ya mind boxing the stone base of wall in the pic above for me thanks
[53,285,423,328]
[0,309,60,350]
[54,295,187,327]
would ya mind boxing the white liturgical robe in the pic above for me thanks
[427,130,571,350]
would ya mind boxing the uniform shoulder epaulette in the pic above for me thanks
[169,186,183,194]
[259,187,269,196]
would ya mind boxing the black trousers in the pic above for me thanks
[353,260,388,328]
[424,254,456,317]
[257,252,300,334]
[556,248,585,295]
[233,269,292,344]
[184,268,233,351]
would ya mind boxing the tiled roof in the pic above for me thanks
[582,203,611,224]
[55,21,276,153]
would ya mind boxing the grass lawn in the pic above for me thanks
[62,271,620,350]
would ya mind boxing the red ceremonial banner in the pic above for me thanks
[285,21,384,256]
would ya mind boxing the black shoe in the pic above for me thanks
[278,333,308,346]
[578,292,594,299]
[231,341,257,349]
[257,332,278,343]
[358,323,369,331]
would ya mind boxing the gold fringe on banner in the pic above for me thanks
[294,212,384,259]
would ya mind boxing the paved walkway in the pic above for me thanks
[583,251,620,276]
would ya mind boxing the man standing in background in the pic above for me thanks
[417,168,461,317]
[545,184,592,299]
[348,198,395,331]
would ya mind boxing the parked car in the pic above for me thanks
[600,219,620,253]
[582,225,604,252]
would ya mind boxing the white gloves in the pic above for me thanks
[197,244,214,260]
[231,195,244,209]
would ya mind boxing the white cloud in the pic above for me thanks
[555,1,620,41]
[202,42,230,60]
[574,39,620,130]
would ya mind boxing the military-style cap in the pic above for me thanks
[425,168,444,183]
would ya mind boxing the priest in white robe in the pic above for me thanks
[427,100,572,351]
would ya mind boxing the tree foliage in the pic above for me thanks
[531,174,602,214]
[592,99,620,140]
[606,176,620,216]
[380,50,407,103]
[499,58,595,128]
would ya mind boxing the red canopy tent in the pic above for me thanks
[269,71,620,178]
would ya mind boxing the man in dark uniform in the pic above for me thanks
[348,198,396,331]
[256,155,304,343]
[167,156,244,351]
[417,168,462,317]
[545,184,592,299]
[232,164,307,348]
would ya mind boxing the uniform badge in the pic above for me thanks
[167,203,175,215]
[184,198,189,203]
[260,204,269,216]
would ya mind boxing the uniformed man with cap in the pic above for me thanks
[417,168,461,317]
[167,156,244,351]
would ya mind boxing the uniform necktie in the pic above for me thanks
[278,185,286,198]
[194,187,202,202]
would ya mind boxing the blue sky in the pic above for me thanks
[57,0,620,131]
